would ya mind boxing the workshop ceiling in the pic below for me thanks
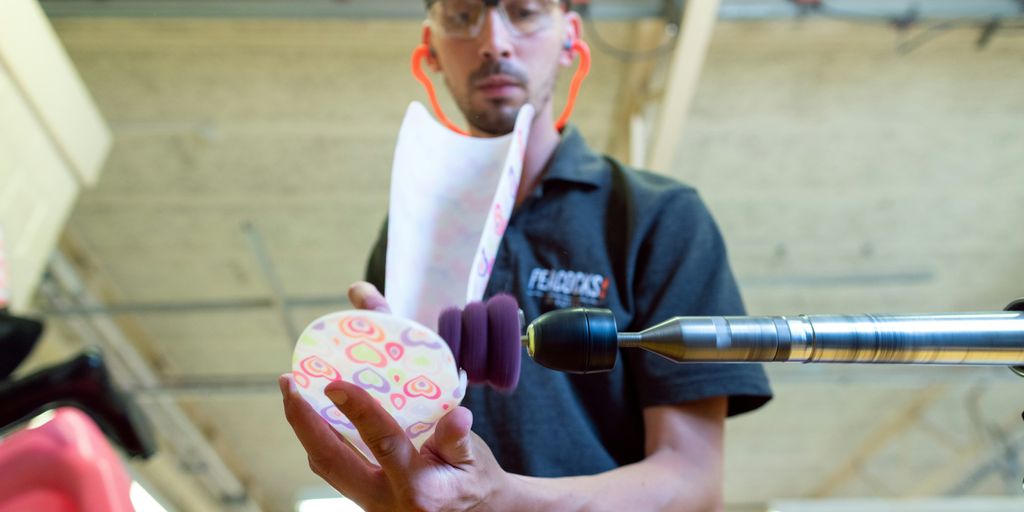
[26,8,1024,512]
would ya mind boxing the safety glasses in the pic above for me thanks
[428,0,562,39]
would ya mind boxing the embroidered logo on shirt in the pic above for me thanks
[526,267,609,308]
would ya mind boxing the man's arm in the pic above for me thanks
[504,398,726,512]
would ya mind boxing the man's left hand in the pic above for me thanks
[280,373,513,512]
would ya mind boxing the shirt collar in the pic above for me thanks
[540,124,606,189]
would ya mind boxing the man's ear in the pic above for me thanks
[559,12,583,68]
[422,23,442,72]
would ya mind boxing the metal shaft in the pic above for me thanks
[621,311,1024,365]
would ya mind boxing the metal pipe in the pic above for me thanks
[524,300,1024,374]
[632,311,1024,365]
[39,294,350,317]
[242,222,300,342]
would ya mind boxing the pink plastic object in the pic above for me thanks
[0,407,134,512]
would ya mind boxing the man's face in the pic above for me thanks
[426,2,579,136]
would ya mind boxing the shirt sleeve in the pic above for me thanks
[623,189,772,417]
[364,218,388,293]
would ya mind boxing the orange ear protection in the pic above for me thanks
[410,39,592,136]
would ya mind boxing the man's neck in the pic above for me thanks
[517,103,561,206]
[467,104,562,206]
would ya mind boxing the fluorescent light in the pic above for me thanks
[26,410,57,429]
[130,481,169,512]
[297,496,365,512]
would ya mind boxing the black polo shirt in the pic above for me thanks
[366,125,772,477]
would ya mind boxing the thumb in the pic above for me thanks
[426,406,475,466]
[348,281,391,313]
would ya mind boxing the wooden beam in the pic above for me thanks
[605,18,665,166]
[0,0,112,186]
[628,113,647,168]
[0,0,112,312]
[647,0,720,174]
[0,61,80,313]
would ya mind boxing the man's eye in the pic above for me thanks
[446,10,473,26]
[510,8,540,21]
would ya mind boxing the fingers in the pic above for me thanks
[348,281,391,313]
[423,406,476,466]
[324,380,418,479]
[279,375,381,498]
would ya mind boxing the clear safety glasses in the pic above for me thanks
[428,0,562,39]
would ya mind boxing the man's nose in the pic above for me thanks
[478,9,513,61]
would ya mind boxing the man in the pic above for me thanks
[281,1,772,510]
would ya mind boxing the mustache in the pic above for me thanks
[468,60,529,86]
